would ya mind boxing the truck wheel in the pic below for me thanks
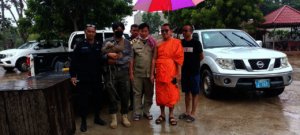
[3,67,14,71]
[17,59,27,72]
[201,69,217,99]
[264,88,285,96]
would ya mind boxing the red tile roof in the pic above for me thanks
[259,5,300,28]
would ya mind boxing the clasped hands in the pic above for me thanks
[107,53,119,65]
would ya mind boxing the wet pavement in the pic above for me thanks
[0,64,300,134]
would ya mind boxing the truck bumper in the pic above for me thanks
[0,58,15,67]
[213,71,293,89]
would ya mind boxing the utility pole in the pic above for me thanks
[1,0,6,50]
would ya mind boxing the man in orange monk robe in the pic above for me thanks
[150,23,184,126]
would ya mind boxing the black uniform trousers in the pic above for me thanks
[77,81,102,117]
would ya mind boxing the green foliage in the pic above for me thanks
[268,29,291,39]
[19,0,133,43]
[276,30,284,38]
[27,34,40,41]
[142,12,164,35]
[15,38,24,48]
[282,30,290,38]
[0,33,3,41]
[168,0,265,30]
[268,30,277,39]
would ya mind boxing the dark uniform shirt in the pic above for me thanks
[126,36,134,41]
[69,39,103,82]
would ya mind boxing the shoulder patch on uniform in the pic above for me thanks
[130,39,140,44]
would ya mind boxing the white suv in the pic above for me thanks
[192,29,293,98]
[0,40,65,72]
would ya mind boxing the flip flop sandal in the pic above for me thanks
[155,115,165,124]
[133,115,141,121]
[179,113,189,119]
[144,114,153,120]
[169,117,177,126]
[186,115,195,123]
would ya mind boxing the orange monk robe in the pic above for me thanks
[155,38,184,107]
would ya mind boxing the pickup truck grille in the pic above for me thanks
[0,54,6,59]
[234,60,245,69]
[274,58,281,68]
[248,59,270,70]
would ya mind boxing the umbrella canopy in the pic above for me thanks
[133,0,205,12]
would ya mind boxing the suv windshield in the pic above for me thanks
[201,31,258,48]
[18,42,38,49]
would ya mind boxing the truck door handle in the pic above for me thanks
[47,51,50,52]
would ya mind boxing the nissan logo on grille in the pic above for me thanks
[256,61,264,68]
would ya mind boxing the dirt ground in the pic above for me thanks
[284,51,300,81]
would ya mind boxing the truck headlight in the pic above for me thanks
[6,53,16,58]
[215,58,234,70]
[281,57,289,68]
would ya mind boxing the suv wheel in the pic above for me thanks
[263,88,285,96]
[3,67,14,71]
[17,59,27,72]
[201,69,217,99]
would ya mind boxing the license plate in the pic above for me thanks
[255,79,270,88]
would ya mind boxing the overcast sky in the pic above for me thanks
[4,0,139,33]
[124,0,139,33]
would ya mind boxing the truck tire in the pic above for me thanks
[263,88,285,96]
[201,69,217,99]
[17,59,27,72]
[3,67,14,71]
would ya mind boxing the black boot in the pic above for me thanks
[80,117,87,132]
[94,112,106,126]
[129,104,133,111]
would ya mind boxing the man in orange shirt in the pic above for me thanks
[150,23,184,126]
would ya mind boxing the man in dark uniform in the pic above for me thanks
[127,24,139,41]
[69,24,106,132]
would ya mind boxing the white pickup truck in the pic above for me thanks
[0,40,65,72]
[192,29,293,98]
[27,30,130,76]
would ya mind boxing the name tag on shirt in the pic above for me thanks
[82,47,88,49]
[183,47,193,52]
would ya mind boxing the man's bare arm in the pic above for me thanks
[150,43,159,84]
[199,53,204,62]
[129,57,134,84]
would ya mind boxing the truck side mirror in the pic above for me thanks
[34,46,40,50]
[256,40,262,47]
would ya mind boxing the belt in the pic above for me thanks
[109,67,128,71]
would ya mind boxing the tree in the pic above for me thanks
[167,0,265,31]
[3,0,29,43]
[142,12,164,36]
[166,2,207,31]
[19,0,133,43]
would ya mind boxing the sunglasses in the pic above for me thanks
[86,24,95,28]
[161,29,170,33]
[132,30,138,32]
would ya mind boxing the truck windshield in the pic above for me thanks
[201,31,258,49]
[18,42,38,49]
